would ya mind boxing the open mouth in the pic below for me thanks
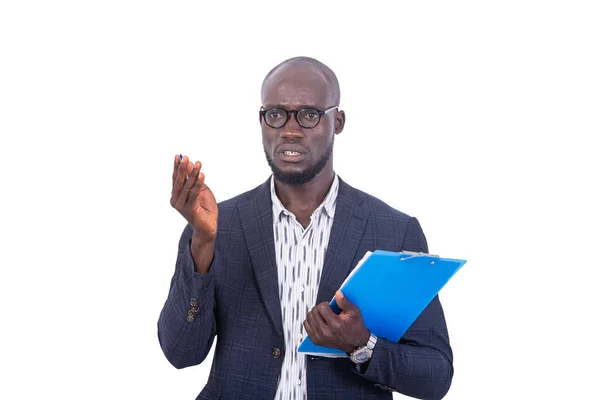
[279,149,306,163]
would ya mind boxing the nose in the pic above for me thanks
[281,111,304,140]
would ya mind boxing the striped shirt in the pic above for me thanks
[271,174,340,400]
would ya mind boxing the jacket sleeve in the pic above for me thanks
[353,217,454,400]
[157,224,220,369]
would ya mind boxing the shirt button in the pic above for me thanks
[299,285,305,292]
[272,347,281,359]
[296,379,302,386]
[298,333,303,340]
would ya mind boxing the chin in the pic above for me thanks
[274,161,305,174]
[264,146,330,185]
[272,168,313,186]
[275,174,312,186]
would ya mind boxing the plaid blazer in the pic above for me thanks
[158,177,453,400]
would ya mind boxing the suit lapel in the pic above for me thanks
[316,178,369,304]
[237,179,284,336]
[237,177,370,335]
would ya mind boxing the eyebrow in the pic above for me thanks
[263,104,324,110]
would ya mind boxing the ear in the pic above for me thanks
[334,110,345,135]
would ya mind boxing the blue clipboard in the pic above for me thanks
[298,250,466,357]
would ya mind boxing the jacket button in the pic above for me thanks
[272,347,281,359]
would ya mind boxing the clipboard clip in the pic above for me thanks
[399,250,440,258]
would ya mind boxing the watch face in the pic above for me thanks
[355,351,369,362]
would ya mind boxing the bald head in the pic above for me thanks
[261,56,341,107]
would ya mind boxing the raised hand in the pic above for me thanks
[170,155,218,240]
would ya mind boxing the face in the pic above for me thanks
[260,66,345,185]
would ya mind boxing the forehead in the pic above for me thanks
[262,66,334,109]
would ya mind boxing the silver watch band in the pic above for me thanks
[366,334,377,350]
[349,334,378,363]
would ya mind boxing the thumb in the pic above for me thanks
[335,290,356,311]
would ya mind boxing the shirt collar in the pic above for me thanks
[270,174,339,224]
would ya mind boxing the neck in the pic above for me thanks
[274,167,335,218]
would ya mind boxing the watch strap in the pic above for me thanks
[349,334,377,365]
[366,334,377,350]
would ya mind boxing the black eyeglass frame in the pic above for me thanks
[259,106,338,129]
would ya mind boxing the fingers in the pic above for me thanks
[171,155,204,208]
[198,172,206,188]
[186,159,195,177]
[172,155,189,195]
[177,161,202,208]
[305,309,323,341]
[305,303,337,344]
[172,154,178,185]
[187,162,207,200]
[316,302,338,326]
[172,154,183,185]
[170,158,182,207]
[303,319,315,340]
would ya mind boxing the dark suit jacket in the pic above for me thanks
[158,177,453,400]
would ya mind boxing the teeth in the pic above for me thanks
[284,151,301,156]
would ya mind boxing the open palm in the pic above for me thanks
[170,155,218,238]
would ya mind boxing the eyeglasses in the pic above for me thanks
[260,106,338,129]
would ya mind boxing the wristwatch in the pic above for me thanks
[349,334,377,364]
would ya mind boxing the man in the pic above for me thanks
[158,57,453,400]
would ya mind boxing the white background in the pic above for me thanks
[1,1,598,399]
